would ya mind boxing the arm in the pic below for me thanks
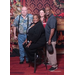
[48,17,56,45]
[48,28,55,45]
[26,40,32,48]
[14,26,17,40]
[23,39,28,45]
[13,16,19,40]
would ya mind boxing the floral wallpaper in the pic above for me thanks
[10,0,22,53]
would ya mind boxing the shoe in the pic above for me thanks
[49,67,57,71]
[19,60,24,64]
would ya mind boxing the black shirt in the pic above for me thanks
[27,21,46,44]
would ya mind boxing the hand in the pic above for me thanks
[26,41,32,48]
[14,35,17,40]
[23,39,27,45]
[26,43,31,48]
[48,40,51,45]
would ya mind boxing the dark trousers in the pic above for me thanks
[23,42,45,61]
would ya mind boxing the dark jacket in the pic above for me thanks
[27,21,46,44]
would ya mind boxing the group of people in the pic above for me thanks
[13,6,57,71]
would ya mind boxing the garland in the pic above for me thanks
[53,0,64,8]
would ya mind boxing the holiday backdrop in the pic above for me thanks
[10,0,64,54]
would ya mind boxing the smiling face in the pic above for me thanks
[40,10,45,17]
[45,7,51,16]
[21,7,28,16]
[33,15,40,23]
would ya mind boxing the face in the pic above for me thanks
[45,7,50,16]
[33,15,39,23]
[40,10,45,17]
[21,7,28,16]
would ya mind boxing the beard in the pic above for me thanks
[46,12,49,16]
[46,14,50,18]
[46,13,49,16]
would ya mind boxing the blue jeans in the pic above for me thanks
[18,34,28,62]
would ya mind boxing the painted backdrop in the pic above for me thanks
[10,0,64,54]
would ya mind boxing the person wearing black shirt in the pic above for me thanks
[23,14,46,62]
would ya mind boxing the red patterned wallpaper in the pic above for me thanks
[25,0,64,18]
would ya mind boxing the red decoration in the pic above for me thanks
[58,13,64,17]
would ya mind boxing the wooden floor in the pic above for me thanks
[10,54,64,75]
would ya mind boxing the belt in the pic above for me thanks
[19,33,26,35]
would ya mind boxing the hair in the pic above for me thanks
[40,8,45,13]
[33,14,40,20]
[39,8,46,22]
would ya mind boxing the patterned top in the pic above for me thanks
[13,14,33,34]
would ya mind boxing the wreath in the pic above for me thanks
[53,0,64,8]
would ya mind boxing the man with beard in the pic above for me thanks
[45,7,58,71]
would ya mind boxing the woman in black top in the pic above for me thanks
[23,14,46,61]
